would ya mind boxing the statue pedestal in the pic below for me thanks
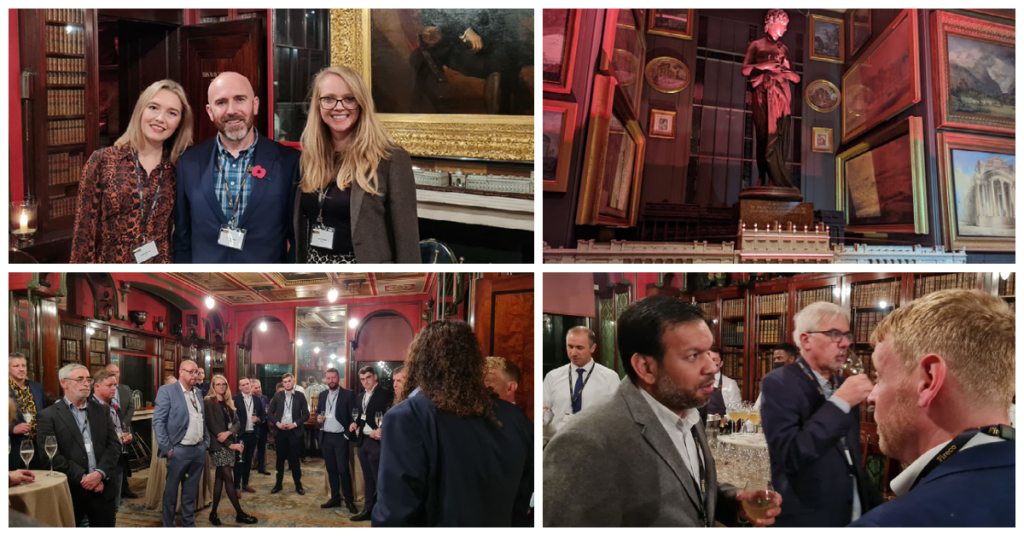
[738,186,803,202]
[735,198,814,230]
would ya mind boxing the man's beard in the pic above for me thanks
[652,369,714,413]
[219,114,252,141]
[876,384,915,461]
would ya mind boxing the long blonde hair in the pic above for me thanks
[299,66,393,196]
[115,79,193,165]
[205,374,236,410]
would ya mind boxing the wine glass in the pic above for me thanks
[351,408,360,423]
[375,411,383,428]
[842,349,866,376]
[20,439,34,470]
[44,436,58,476]
[122,422,133,454]
[742,480,779,523]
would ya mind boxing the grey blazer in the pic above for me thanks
[152,381,211,458]
[294,146,420,263]
[543,377,740,527]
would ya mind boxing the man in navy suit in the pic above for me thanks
[349,366,394,521]
[152,359,211,527]
[851,290,1014,527]
[761,301,881,526]
[173,71,298,263]
[232,377,266,494]
[316,367,358,513]
[9,353,47,470]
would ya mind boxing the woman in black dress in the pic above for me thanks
[204,374,258,525]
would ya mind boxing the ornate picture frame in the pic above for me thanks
[330,9,533,162]
[600,9,646,115]
[648,109,677,139]
[648,9,695,40]
[542,100,579,193]
[811,127,833,153]
[931,10,1015,136]
[836,116,928,235]
[543,9,581,95]
[805,79,841,113]
[644,56,690,94]
[936,131,1015,251]
[848,9,872,57]
[809,14,844,63]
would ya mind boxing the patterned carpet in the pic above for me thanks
[116,452,370,528]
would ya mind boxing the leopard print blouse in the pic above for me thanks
[70,145,177,263]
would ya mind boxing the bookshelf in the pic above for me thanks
[719,296,746,395]
[997,273,1015,311]
[752,290,787,401]
[912,272,980,299]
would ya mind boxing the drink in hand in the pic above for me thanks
[743,480,778,522]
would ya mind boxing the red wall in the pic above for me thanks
[250,320,293,365]
[542,273,596,318]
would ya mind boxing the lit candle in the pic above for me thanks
[19,211,28,233]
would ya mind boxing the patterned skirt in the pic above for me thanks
[211,448,236,467]
[308,246,356,264]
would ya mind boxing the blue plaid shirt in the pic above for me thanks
[214,132,259,226]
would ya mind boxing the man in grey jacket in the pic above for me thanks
[153,359,210,527]
[544,295,782,527]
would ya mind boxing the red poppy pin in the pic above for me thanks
[249,165,267,180]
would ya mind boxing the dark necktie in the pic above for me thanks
[572,368,585,414]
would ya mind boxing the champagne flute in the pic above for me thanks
[351,408,360,423]
[44,436,58,476]
[375,411,383,428]
[742,480,779,523]
[20,439,34,470]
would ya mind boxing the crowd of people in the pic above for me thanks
[70,66,419,265]
[9,320,533,527]
[543,289,1015,527]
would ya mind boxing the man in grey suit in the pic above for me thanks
[153,359,210,527]
[105,363,137,499]
[544,295,782,527]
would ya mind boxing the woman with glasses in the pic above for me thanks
[203,374,258,525]
[293,66,419,264]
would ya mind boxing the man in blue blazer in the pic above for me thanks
[761,302,881,526]
[315,368,358,513]
[850,290,1014,527]
[173,71,298,263]
[9,353,47,470]
[152,359,210,527]
[232,377,266,494]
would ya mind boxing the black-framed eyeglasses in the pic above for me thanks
[807,330,854,343]
[319,96,359,110]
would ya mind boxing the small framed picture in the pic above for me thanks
[810,14,845,63]
[648,109,677,139]
[811,127,834,153]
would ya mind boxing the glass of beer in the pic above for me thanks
[742,480,779,523]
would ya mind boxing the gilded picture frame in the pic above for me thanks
[542,99,579,193]
[647,9,695,40]
[648,109,676,139]
[811,127,833,153]
[330,9,533,162]
[805,79,841,113]
[836,116,928,235]
[543,9,581,95]
[936,131,1015,252]
[809,14,844,64]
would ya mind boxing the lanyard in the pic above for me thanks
[132,150,162,241]
[567,362,596,408]
[316,187,330,225]
[245,396,253,415]
[796,360,826,396]
[285,394,293,416]
[327,390,336,415]
[363,390,372,413]
[910,425,1014,490]
[109,405,123,437]
[219,152,250,228]
[186,390,199,413]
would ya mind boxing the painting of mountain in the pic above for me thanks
[947,34,1015,121]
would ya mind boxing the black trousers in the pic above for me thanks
[275,431,303,487]
[752,92,793,188]
[234,431,258,488]
[255,424,268,471]
[322,432,354,502]
[71,486,116,527]
[356,438,381,512]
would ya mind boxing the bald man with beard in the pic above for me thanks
[174,71,299,263]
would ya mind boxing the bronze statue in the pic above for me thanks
[742,10,800,190]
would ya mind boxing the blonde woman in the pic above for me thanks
[204,374,258,525]
[294,66,419,263]
[71,79,193,263]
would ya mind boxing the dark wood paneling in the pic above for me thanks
[473,274,534,421]
[117,20,181,133]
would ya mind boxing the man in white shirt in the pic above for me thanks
[705,348,741,417]
[542,326,619,441]
[851,290,1014,527]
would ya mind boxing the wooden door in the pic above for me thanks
[180,18,267,143]
[473,274,535,421]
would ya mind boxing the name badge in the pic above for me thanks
[133,241,159,263]
[84,442,93,454]
[311,225,335,249]
[282,413,292,424]
[218,225,246,250]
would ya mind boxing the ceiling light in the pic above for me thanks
[259,320,268,332]
[1000,271,1012,280]
[340,357,346,363]
[329,353,337,360]
[328,288,339,302]
[348,318,358,329]
[205,296,215,309]
[296,338,303,347]
[313,346,320,354]
[879,300,888,308]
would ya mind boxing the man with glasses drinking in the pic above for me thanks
[760,302,881,526]
[153,359,210,527]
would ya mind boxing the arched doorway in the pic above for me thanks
[351,311,414,394]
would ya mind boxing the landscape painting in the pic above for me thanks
[951,149,1015,237]
[944,34,1015,129]
[810,14,844,63]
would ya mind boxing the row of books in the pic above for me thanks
[757,318,785,344]
[722,298,744,318]
[755,351,776,378]
[48,152,85,186]
[721,321,745,345]
[851,280,900,309]
[48,119,85,146]
[999,273,1015,297]
[755,293,787,315]
[46,57,86,74]
[852,310,891,344]
[45,9,85,24]
[48,89,85,116]
[796,286,835,311]
[696,301,716,320]
[912,273,977,298]
[45,24,86,56]
[47,71,85,87]
[50,196,77,219]
[720,351,744,379]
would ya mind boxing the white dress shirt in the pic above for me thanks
[242,393,255,432]
[542,359,620,438]
[180,384,205,446]
[889,432,1004,496]
[714,372,743,407]
[323,388,345,434]
[361,386,376,435]
[639,388,704,486]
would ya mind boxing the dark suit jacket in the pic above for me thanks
[114,384,135,425]
[850,441,1014,527]
[267,390,310,440]
[294,146,419,263]
[233,392,266,434]
[761,358,882,527]
[9,381,46,437]
[544,377,740,527]
[35,398,121,501]
[315,387,356,443]
[372,396,532,527]
[173,132,300,263]
[354,387,394,445]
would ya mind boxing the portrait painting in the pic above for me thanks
[644,56,690,94]
[543,9,579,94]
[937,131,1015,251]
[810,14,844,63]
[806,79,841,113]
[811,127,833,153]
[648,9,695,40]
[648,109,676,139]
[542,100,578,192]
[842,9,920,143]
[932,11,1014,135]
[368,9,534,116]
